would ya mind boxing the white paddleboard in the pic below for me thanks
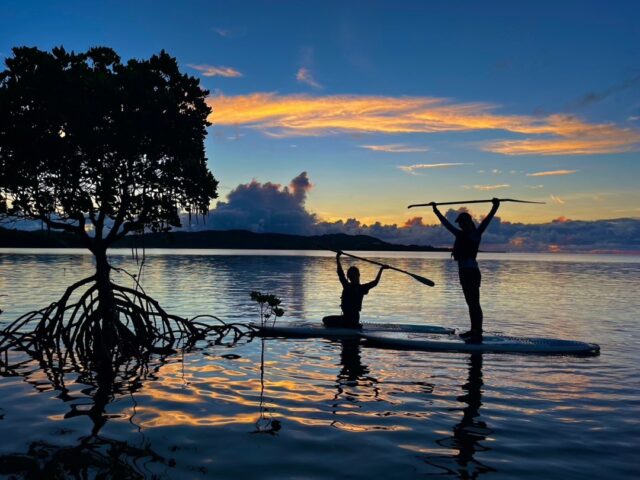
[362,331,600,355]
[252,321,455,339]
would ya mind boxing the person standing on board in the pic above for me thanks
[323,251,389,329]
[432,198,500,342]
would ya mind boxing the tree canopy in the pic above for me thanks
[0,46,218,249]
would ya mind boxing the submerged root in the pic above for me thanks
[0,275,253,375]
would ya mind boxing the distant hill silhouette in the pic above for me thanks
[0,227,447,252]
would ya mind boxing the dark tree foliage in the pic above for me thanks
[0,46,218,253]
[0,46,221,363]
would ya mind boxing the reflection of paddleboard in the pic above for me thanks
[252,321,455,339]
[362,331,600,355]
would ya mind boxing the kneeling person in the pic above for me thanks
[323,251,388,329]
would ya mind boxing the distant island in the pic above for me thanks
[0,227,448,252]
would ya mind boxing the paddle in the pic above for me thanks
[333,250,435,287]
[408,198,545,208]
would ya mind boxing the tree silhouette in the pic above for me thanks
[0,46,219,361]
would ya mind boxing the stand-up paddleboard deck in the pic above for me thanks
[252,321,455,338]
[253,321,600,355]
[362,331,600,355]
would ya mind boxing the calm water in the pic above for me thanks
[0,249,638,479]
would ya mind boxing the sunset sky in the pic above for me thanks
[1,0,639,226]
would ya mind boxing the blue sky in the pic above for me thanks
[1,0,639,225]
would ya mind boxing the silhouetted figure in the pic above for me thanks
[432,199,500,342]
[322,251,388,328]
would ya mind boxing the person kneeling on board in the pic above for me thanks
[432,198,500,343]
[322,251,389,329]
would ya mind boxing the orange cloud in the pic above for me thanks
[360,144,429,153]
[188,64,242,77]
[527,169,578,177]
[206,93,640,155]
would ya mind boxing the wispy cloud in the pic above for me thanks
[398,163,469,175]
[296,68,322,89]
[188,64,242,78]
[526,169,578,177]
[526,184,545,189]
[473,184,510,191]
[483,131,640,155]
[566,74,640,110]
[207,93,640,155]
[361,144,429,153]
[214,27,246,38]
[550,194,566,205]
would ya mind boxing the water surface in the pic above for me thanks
[0,249,638,479]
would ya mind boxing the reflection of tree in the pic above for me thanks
[0,351,170,477]
[424,354,495,478]
[0,325,246,477]
[0,433,170,478]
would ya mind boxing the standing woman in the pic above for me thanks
[432,198,500,342]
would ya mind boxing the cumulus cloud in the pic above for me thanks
[361,144,429,153]
[207,93,640,155]
[526,170,578,177]
[315,211,640,253]
[200,172,316,234]
[183,172,640,252]
[296,68,323,89]
[398,163,470,175]
[188,64,243,78]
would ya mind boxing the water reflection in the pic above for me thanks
[331,340,379,415]
[0,251,638,478]
[425,354,495,478]
[253,338,281,435]
[0,351,174,477]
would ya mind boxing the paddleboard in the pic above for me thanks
[362,331,600,355]
[252,321,455,339]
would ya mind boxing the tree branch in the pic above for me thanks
[112,220,143,243]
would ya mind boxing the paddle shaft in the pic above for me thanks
[408,198,545,208]
[334,250,434,286]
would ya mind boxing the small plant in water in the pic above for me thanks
[250,291,285,327]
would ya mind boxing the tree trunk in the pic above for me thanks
[93,246,117,360]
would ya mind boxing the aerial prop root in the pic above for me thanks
[0,275,253,367]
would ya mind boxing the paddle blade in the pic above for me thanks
[409,273,435,287]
